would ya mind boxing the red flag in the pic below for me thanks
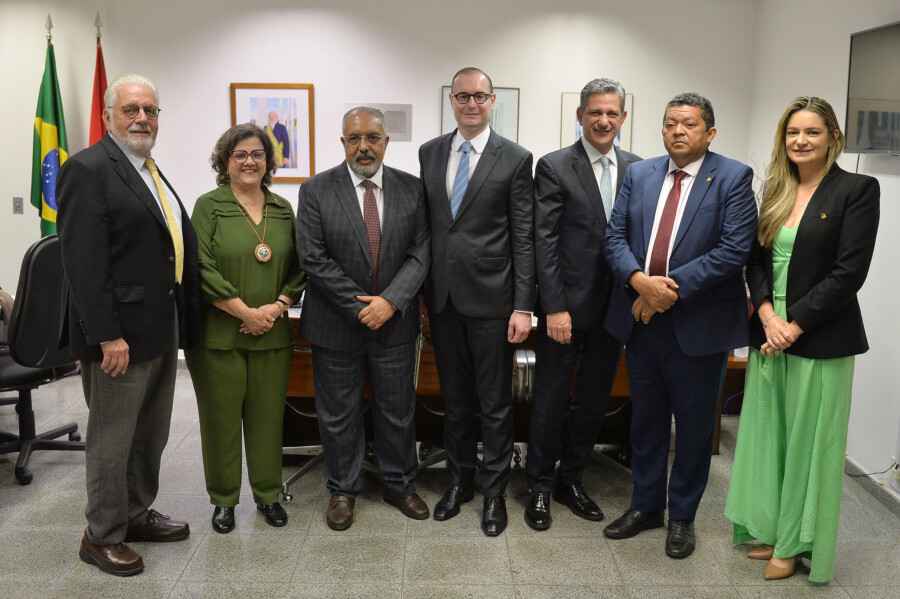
[89,39,107,146]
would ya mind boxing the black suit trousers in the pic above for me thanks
[430,298,513,497]
[526,316,622,492]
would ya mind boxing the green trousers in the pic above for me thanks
[185,346,292,506]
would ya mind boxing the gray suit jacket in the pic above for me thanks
[419,128,535,318]
[296,163,430,351]
[534,142,641,329]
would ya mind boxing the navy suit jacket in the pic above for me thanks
[534,142,641,329]
[296,163,430,352]
[602,151,758,357]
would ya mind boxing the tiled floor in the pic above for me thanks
[1,371,898,598]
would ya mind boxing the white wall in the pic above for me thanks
[750,0,900,490]
[1,0,897,486]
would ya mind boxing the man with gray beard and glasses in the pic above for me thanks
[296,107,431,531]
[57,73,199,576]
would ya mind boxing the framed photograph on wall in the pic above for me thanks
[560,92,633,151]
[441,86,520,142]
[230,83,315,183]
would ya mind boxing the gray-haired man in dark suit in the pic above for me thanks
[297,107,431,531]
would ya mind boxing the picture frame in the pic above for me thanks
[560,92,633,151]
[441,86,520,142]
[230,83,315,182]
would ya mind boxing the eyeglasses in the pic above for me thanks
[451,92,492,105]
[109,104,161,120]
[342,134,384,146]
[231,149,267,162]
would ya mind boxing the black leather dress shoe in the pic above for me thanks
[553,481,603,521]
[433,485,474,521]
[524,491,552,530]
[665,520,695,559]
[603,509,664,539]
[257,502,288,527]
[481,495,508,536]
[211,506,235,534]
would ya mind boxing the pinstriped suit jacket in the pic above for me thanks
[296,163,430,351]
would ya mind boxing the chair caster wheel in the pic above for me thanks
[282,493,294,505]
[69,431,81,442]
[15,466,33,485]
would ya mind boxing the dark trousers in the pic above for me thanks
[430,298,514,498]
[311,338,418,498]
[624,311,727,522]
[526,316,622,492]
[81,318,177,545]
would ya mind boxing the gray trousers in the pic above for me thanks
[82,327,177,545]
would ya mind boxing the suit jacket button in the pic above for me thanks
[169,289,175,296]
[369,270,374,277]
[169,256,175,262]
[449,228,456,235]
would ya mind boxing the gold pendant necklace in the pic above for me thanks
[235,200,271,263]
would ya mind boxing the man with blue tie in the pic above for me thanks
[418,67,535,536]
[602,93,757,558]
[526,78,641,531]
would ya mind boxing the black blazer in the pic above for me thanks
[296,163,430,352]
[57,134,199,363]
[747,166,880,359]
[534,141,641,329]
[419,128,535,318]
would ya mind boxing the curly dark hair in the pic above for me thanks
[210,123,277,188]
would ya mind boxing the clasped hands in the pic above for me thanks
[239,303,281,335]
[759,313,803,358]
[628,271,679,324]
[357,295,396,330]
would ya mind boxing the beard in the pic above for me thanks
[109,124,155,154]
[349,151,380,178]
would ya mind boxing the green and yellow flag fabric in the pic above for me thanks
[31,43,68,237]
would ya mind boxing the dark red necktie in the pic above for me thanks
[648,170,687,276]
[362,179,381,292]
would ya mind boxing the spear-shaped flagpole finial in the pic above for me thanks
[95,12,102,40]
[45,13,53,44]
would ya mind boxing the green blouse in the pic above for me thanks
[191,185,306,350]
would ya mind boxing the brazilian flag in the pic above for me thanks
[31,43,68,237]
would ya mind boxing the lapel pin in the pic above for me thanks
[820,213,827,219]
[706,177,712,182]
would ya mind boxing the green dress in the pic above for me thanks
[725,225,854,583]
[185,185,306,506]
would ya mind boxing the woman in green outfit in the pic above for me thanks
[725,97,879,582]
[186,124,306,533]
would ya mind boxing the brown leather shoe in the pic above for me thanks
[384,491,430,520]
[79,531,144,577]
[747,544,774,560]
[764,556,797,580]
[124,509,190,542]
[326,495,355,531]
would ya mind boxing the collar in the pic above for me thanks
[346,163,384,190]
[452,126,491,154]
[581,137,616,166]
[667,153,707,178]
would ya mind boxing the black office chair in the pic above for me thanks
[0,235,84,485]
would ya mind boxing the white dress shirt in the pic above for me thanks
[580,137,618,206]
[643,153,707,274]
[109,135,184,245]
[445,126,491,199]
[347,163,384,228]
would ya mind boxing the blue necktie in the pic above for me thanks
[450,141,472,219]
[599,155,613,219]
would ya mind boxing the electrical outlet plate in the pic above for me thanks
[13,196,24,214]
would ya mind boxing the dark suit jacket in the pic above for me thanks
[56,134,200,363]
[747,166,879,359]
[535,142,641,329]
[296,163,430,352]
[603,151,758,357]
[419,128,535,317]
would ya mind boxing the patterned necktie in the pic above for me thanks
[144,158,184,284]
[599,155,613,220]
[450,141,472,219]
[648,170,688,277]
[362,179,381,292]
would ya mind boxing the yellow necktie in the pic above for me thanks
[144,158,184,284]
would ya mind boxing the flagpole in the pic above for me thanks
[95,12,102,43]
[45,14,52,46]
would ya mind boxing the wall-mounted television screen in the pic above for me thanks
[846,20,900,154]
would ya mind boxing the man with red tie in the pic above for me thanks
[601,93,757,558]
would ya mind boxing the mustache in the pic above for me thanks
[128,124,152,134]
[354,151,376,163]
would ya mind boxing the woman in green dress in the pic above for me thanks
[725,97,879,582]
[186,124,306,533]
